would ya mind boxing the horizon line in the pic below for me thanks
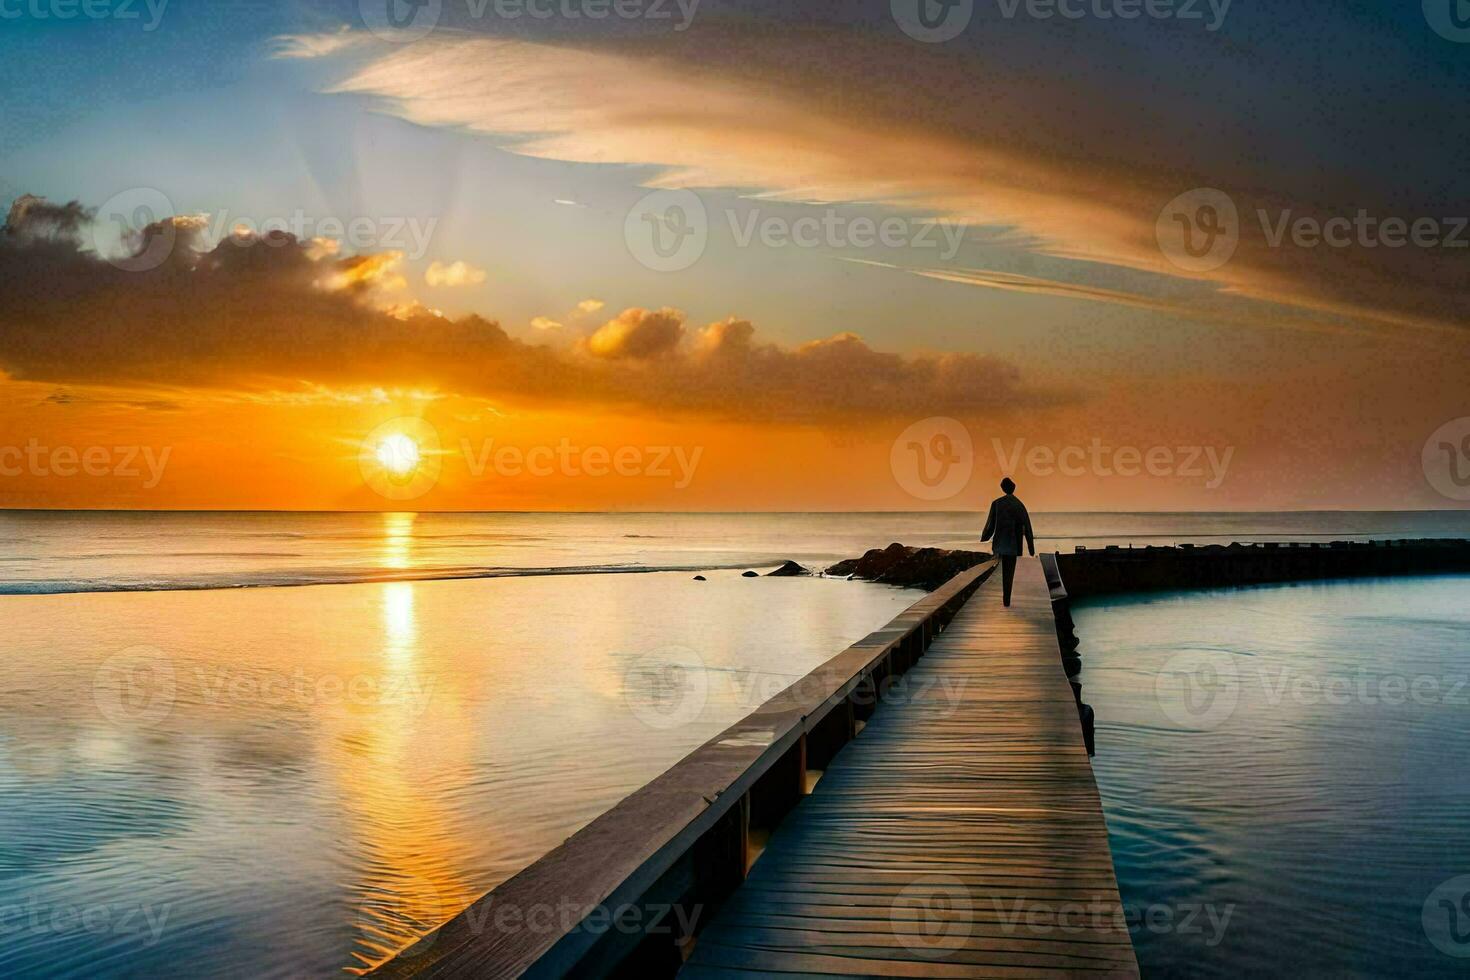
[2,507,1467,517]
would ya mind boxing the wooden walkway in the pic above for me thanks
[681,558,1138,978]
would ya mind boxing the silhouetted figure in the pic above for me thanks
[981,477,1035,607]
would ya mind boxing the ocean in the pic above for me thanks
[5,509,1470,595]
[1,510,1468,977]
[1075,575,1470,977]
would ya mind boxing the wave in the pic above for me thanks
[0,561,774,596]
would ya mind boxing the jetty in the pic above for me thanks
[1056,538,1470,597]
[371,557,1135,978]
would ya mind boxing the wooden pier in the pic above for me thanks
[371,558,1136,979]
[682,557,1136,978]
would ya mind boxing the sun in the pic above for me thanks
[375,433,421,478]
[358,419,441,501]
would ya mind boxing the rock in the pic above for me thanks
[693,575,707,581]
[766,560,809,577]
[826,542,912,580]
[826,542,989,592]
[741,570,759,577]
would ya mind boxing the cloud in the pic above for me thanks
[425,259,487,288]
[839,258,1368,340]
[697,317,755,356]
[327,250,408,292]
[40,390,183,412]
[0,195,1071,424]
[3,195,94,243]
[585,307,684,360]
[271,30,368,60]
[530,299,605,333]
[319,31,1467,336]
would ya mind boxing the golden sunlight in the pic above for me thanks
[358,417,444,503]
[375,433,421,478]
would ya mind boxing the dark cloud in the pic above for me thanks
[0,195,1074,424]
[40,391,184,412]
[319,11,1468,335]
[3,195,95,244]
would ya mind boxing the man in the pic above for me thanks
[981,476,1035,607]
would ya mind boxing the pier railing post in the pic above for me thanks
[806,699,855,772]
[748,736,806,839]
[690,791,748,899]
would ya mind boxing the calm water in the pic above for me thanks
[0,567,921,978]
[2,510,1469,595]
[1075,576,1470,977]
[3,510,1470,978]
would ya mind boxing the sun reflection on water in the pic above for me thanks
[380,512,417,571]
[383,583,417,666]
[331,515,477,974]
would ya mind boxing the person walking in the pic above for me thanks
[981,477,1035,607]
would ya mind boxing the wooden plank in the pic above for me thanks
[681,558,1138,979]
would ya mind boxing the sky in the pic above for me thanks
[0,0,1466,511]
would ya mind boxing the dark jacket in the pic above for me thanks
[981,494,1035,557]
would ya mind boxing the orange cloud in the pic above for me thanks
[584,307,685,360]
[0,195,1071,425]
[424,260,487,288]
